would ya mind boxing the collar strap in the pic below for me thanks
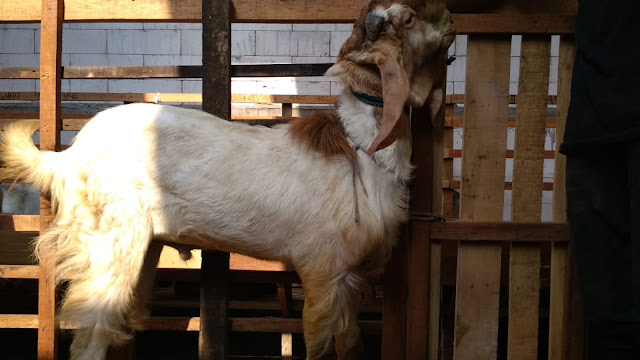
[351,89,384,108]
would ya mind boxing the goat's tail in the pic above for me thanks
[0,120,61,193]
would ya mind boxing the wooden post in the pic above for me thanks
[200,0,231,358]
[454,35,511,360]
[549,35,581,360]
[38,0,64,358]
[508,35,550,360]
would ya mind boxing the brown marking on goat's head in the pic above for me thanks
[288,111,357,160]
[326,0,455,154]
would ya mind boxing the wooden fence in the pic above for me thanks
[0,0,581,359]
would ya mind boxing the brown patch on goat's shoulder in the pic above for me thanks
[288,111,356,159]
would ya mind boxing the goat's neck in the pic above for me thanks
[337,90,413,183]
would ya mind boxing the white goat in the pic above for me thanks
[0,0,454,359]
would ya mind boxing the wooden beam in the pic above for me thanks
[508,35,550,360]
[454,35,511,360]
[382,229,408,360]
[548,35,577,360]
[0,315,382,334]
[0,64,333,79]
[37,0,63,359]
[430,222,570,242]
[199,0,231,358]
[0,0,576,34]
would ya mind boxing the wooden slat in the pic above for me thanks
[508,35,550,360]
[382,229,408,360]
[0,64,333,79]
[0,92,338,104]
[37,0,63,358]
[443,180,554,191]
[445,117,557,128]
[0,315,382,334]
[0,215,40,231]
[454,35,511,360]
[428,240,442,360]
[445,149,556,159]
[1,92,561,106]
[0,0,576,34]
[431,222,570,242]
[0,264,39,279]
[198,0,231,358]
[548,35,576,360]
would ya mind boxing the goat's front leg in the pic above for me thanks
[300,272,363,360]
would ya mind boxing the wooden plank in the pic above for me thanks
[428,241,442,360]
[0,92,338,104]
[454,35,511,360]
[548,35,577,360]
[199,0,231,359]
[0,315,381,334]
[445,117,557,129]
[0,264,39,279]
[0,215,40,231]
[0,0,576,34]
[0,65,333,79]
[382,229,408,360]
[406,222,431,359]
[431,222,570,242]
[445,149,556,159]
[37,0,63,359]
[444,180,554,191]
[508,35,550,360]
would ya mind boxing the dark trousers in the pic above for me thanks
[566,141,639,359]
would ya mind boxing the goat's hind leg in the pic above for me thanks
[56,211,155,360]
[301,272,363,360]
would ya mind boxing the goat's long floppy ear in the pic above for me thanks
[366,44,410,155]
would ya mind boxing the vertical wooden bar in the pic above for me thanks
[548,35,577,360]
[382,229,408,360]
[428,240,442,360]
[454,35,510,360]
[282,103,293,117]
[508,35,550,360]
[404,96,444,359]
[38,0,64,358]
[200,0,231,358]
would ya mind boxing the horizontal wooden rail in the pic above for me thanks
[444,179,555,191]
[0,64,333,79]
[431,222,570,242]
[1,92,558,107]
[0,1,576,34]
[0,92,339,105]
[444,149,556,159]
[0,215,569,242]
[0,314,382,334]
[0,265,301,282]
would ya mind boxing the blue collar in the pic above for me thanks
[351,89,384,108]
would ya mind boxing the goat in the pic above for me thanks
[0,0,454,358]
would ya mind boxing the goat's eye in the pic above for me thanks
[404,15,415,28]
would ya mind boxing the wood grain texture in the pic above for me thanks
[454,35,511,360]
[199,0,231,358]
[548,35,577,360]
[382,229,408,360]
[431,222,570,242]
[428,241,442,360]
[508,35,550,360]
[0,0,576,34]
[37,0,63,358]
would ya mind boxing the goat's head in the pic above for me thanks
[326,0,455,154]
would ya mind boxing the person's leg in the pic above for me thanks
[566,144,634,359]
